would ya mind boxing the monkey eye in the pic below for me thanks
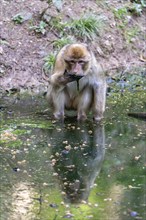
[78,60,85,65]
[65,59,75,65]
[70,60,75,64]
[69,60,75,65]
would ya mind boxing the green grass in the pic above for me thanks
[52,37,74,49]
[43,53,56,73]
[49,14,104,40]
[68,14,104,40]
[49,17,65,34]
[113,7,128,20]
[124,27,140,43]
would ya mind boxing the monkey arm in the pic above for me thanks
[64,70,84,80]
[49,70,84,87]
[50,53,73,86]
[49,73,75,87]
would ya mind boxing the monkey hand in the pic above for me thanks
[64,70,84,81]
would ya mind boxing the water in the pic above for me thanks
[0,74,146,220]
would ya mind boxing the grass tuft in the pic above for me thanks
[48,14,104,40]
[68,14,104,40]
[52,37,74,49]
[43,53,56,73]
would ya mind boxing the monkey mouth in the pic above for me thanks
[73,74,84,79]
[64,70,84,80]
[70,74,84,81]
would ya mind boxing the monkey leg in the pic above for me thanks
[47,85,70,120]
[74,87,92,121]
[53,94,65,120]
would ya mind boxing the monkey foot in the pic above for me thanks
[77,113,87,121]
[53,112,64,120]
[93,116,103,122]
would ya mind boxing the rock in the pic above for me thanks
[12,11,33,23]
[42,7,58,24]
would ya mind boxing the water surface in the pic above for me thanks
[0,74,146,220]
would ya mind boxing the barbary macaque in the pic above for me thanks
[46,43,107,121]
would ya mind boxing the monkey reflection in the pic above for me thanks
[49,121,105,203]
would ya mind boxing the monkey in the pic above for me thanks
[46,43,107,121]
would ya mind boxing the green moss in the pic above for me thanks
[0,139,23,148]
[124,27,140,43]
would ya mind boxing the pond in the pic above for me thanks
[0,73,146,220]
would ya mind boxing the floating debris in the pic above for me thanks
[63,213,74,218]
[49,203,58,208]
[130,211,138,217]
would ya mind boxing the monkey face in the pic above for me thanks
[65,59,89,78]
[63,44,91,79]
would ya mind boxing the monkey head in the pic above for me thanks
[63,44,91,79]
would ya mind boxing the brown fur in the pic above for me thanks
[46,43,106,121]
[65,45,89,59]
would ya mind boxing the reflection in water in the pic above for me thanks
[11,182,34,220]
[1,95,146,219]
[49,120,105,203]
[0,174,34,220]
[1,85,146,219]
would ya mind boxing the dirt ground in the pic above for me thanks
[0,0,145,94]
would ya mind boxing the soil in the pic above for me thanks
[0,0,146,94]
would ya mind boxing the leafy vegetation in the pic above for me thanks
[113,1,145,20]
[30,21,47,35]
[43,53,56,73]
[113,6,130,30]
[107,72,146,93]
[113,7,128,20]
[49,14,104,40]
[113,3,144,43]
[52,37,74,49]
[131,0,146,7]
[67,14,104,40]
[128,3,143,15]
[124,27,140,43]
[12,14,25,24]
[107,72,146,117]
[49,17,65,34]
